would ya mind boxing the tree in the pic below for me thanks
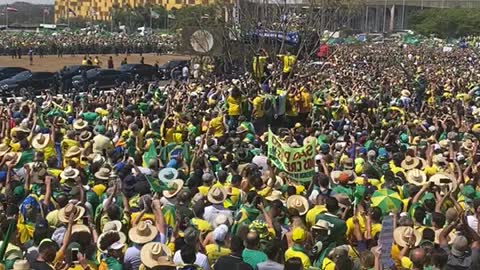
[409,8,480,38]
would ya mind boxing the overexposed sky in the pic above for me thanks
[0,0,54,4]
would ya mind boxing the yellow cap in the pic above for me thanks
[292,227,306,242]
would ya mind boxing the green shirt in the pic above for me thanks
[241,248,267,269]
[105,256,122,270]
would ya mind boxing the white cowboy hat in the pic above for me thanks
[97,230,127,253]
[79,130,93,142]
[65,146,82,158]
[60,166,80,180]
[32,133,50,149]
[162,179,183,199]
[157,168,178,184]
[207,186,228,204]
[128,220,158,244]
[430,173,455,191]
[401,156,421,170]
[401,90,411,97]
[94,167,111,180]
[265,190,285,202]
[58,203,85,223]
[406,169,427,186]
[393,226,421,247]
[73,119,88,130]
[140,242,174,269]
[286,195,309,215]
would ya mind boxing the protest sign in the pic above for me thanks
[378,215,395,268]
[267,129,316,182]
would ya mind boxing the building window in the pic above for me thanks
[175,0,182,4]
[188,0,195,4]
[202,0,208,3]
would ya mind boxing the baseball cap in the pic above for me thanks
[292,227,306,242]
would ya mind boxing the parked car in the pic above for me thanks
[58,65,99,91]
[119,64,159,81]
[0,67,30,81]
[0,71,55,97]
[72,69,131,90]
[158,60,190,80]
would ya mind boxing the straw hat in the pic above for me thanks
[32,134,50,149]
[393,226,421,247]
[102,220,126,243]
[265,190,285,202]
[12,260,30,270]
[462,139,474,151]
[286,195,309,215]
[128,221,158,244]
[53,117,67,127]
[207,186,228,204]
[94,167,111,180]
[401,90,411,97]
[331,170,355,185]
[401,156,421,170]
[72,224,91,235]
[58,203,85,223]
[157,168,178,183]
[79,131,93,142]
[97,230,127,252]
[266,175,284,190]
[406,169,427,186]
[162,179,183,198]
[434,229,455,245]
[438,139,450,149]
[140,242,174,269]
[73,119,88,130]
[4,152,21,167]
[65,146,82,158]
[60,167,80,180]
[0,144,10,157]
[430,173,455,191]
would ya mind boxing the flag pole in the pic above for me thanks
[43,10,46,24]
[5,6,8,29]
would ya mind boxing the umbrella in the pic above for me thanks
[370,189,402,213]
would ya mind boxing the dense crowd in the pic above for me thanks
[0,31,177,57]
[1,43,480,270]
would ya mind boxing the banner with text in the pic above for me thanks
[267,129,316,183]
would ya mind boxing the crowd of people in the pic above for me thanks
[0,31,177,58]
[1,42,480,270]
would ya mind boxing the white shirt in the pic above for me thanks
[173,250,210,270]
[467,215,478,232]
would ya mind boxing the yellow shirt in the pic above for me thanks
[252,96,265,118]
[256,186,272,198]
[285,247,310,269]
[40,140,56,161]
[198,185,211,197]
[401,256,413,269]
[299,89,312,113]
[346,215,382,239]
[191,218,212,233]
[322,257,336,270]
[205,244,231,265]
[227,96,242,116]
[286,95,300,116]
[209,116,225,138]
[306,205,327,228]
[281,55,296,73]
